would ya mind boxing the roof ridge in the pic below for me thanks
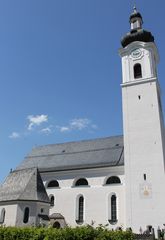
[36,169,49,203]
[29,135,123,150]
[12,167,37,174]
[26,145,123,159]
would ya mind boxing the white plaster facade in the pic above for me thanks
[42,166,125,228]
[0,200,50,227]
[0,204,18,226]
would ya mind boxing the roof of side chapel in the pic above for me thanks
[16,135,124,172]
[0,168,49,203]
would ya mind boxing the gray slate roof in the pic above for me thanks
[17,136,124,172]
[0,168,49,203]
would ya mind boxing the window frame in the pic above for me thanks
[108,193,118,225]
[23,207,30,224]
[75,195,84,225]
[105,176,121,185]
[134,63,142,79]
[49,195,55,207]
[47,180,59,188]
[74,178,89,187]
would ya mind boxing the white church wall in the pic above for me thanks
[16,201,50,227]
[0,204,17,226]
[41,166,125,229]
[16,202,38,226]
[36,202,49,216]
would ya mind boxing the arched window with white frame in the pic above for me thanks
[49,195,55,207]
[108,193,118,224]
[47,180,59,188]
[74,178,88,187]
[76,195,84,224]
[106,176,121,185]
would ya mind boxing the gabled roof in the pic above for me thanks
[0,168,49,203]
[17,136,124,172]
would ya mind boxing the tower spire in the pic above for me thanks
[133,5,137,13]
[129,6,143,30]
[121,6,154,48]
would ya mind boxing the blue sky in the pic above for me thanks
[0,0,165,183]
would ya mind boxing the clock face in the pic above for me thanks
[131,48,142,58]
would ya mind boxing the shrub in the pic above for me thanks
[0,226,134,240]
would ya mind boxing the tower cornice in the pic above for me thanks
[120,77,157,88]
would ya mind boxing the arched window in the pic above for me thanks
[109,194,117,224]
[111,195,117,222]
[49,195,55,207]
[76,196,84,224]
[134,63,142,79]
[106,176,121,185]
[23,207,29,224]
[0,208,5,224]
[75,178,88,186]
[47,180,59,188]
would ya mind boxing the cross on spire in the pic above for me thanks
[133,5,137,13]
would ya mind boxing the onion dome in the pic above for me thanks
[121,7,154,48]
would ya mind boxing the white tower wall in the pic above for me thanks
[119,41,165,233]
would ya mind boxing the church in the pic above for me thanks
[0,7,165,234]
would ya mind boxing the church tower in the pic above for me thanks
[119,7,165,232]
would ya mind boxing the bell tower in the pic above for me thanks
[119,7,165,232]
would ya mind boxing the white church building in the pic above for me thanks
[0,7,165,233]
